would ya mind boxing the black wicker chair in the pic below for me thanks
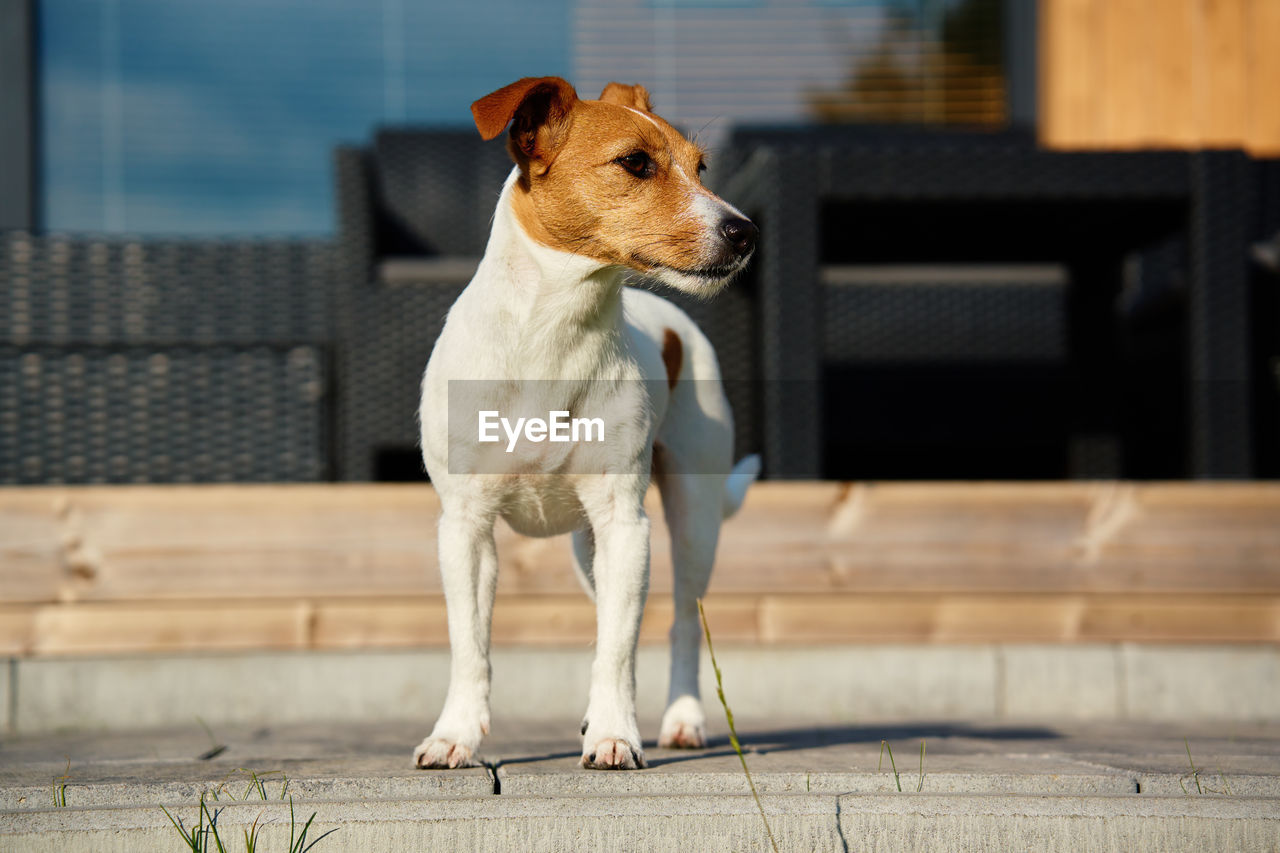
[0,234,332,483]
[719,127,1271,479]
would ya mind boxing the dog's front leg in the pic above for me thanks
[580,499,651,770]
[414,511,498,769]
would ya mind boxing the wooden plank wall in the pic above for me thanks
[1039,0,1280,155]
[1,483,1278,655]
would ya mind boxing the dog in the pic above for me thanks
[414,76,760,771]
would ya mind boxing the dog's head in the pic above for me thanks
[472,76,757,295]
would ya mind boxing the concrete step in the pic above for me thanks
[2,720,1278,852]
[7,644,1280,734]
[6,793,1280,853]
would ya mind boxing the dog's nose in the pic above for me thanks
[720,218,758,257]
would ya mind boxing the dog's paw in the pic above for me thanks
[581,737,647,770]
[414,737,481,769]
[658,696,707,749]
[658,720,706,749]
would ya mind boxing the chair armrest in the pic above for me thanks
[376,256,479,286]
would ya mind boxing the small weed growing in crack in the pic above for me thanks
[52,757,70,807]
[162,769,337,852]
[1182,737,1203,794]
[1180,738,1232,796]
[877,740,927,792]
[699,598,779,853]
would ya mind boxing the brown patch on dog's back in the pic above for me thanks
[661,328,683,390]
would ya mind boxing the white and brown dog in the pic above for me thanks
[414,76,760,771]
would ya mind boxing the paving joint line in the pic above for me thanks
[485,761,501,795]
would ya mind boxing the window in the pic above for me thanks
[38,0,571,235]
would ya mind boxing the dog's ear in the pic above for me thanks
[471,77,578,175]
[598,82,653,113]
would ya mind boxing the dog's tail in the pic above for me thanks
[722,454,762,519]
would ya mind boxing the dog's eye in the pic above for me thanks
[616,151,656,178]
[697,161,707,175]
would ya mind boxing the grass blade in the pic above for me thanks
[200,795,227,853]
[880,741,902,792]
[293,810,316,853]
[302,827,341,852]
[698,598,779,853]
[163,769,337,852]
[243,812,263,853]
[1185,738,1203,795]
[51,757,71,807]
[161,805,198,851]
[917,739,927,792]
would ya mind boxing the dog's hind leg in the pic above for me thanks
[654,452,725,750]
[414,510,498,769]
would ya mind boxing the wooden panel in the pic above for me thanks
[759,593,1280,644]
[1150,0,1198,146]
[1039,0,1103,146]
[0,486,443,603]
[1077,595,1280,642]
[1039,0,1280,155]
[2,483,1278,604]
[1100,0,1153,146]
[0,493,62,603]
[1,483,1278,654]
[25,602,311,656]
[1249,0,1280,153]
[1198,0,1250,146]
[1098,485,1280,588]
[4,593,1277,655]
[311,599,449,649]
[311,595,762,650]
[720,483,1280,594]
[0,607,36,655]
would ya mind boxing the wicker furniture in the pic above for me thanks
[719,130,1269,479]
[0,234,331,483]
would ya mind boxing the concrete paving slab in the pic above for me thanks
[10,645,1280,734]
[1140,773,1280,797]
[999,645,1122,718]
[11,651,454,733]
[3,793,1280,853]
[5,718,1278,803]
[0,720,493,810]
[706,645,1002,719]
[492,722,1147,795]
[1122,645,1280,721]
[0,760,494,812]
[497,752,1138,796]
[3,718,1280,852]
